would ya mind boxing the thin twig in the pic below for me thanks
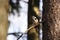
[25,22,39,33]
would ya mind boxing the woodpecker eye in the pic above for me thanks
[34,17,37,20]
[32,16,38,21]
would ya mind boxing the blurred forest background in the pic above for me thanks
[1,0,60,40]
[0,0,42,40]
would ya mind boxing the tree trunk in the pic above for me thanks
[0,0,9,40]
[43,0,60,40]
[28,0,40,40]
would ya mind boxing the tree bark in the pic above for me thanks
[28,0,40,40]
[43,0,60,40]
[0,0,9,40]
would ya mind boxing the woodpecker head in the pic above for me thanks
[32,16,39,24]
